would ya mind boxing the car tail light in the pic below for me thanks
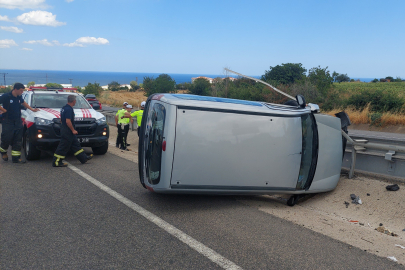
[162,140,166,151]
[99,102,102,110]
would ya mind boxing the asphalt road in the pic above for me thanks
[1,155,403,268]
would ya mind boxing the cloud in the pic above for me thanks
[0,26,23,33]
[0,39,18,48]
[66,0,74,2]
[0,0,48,10]
[21,47,33,50]
[24,38,53,46]
[63,42,84,47]
[16,11,66,27]
[63,37,109,47]
[52,40,60,45]
[0,15,10,21]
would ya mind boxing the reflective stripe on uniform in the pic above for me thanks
[54,153,65,166]
[0,147,6,153]
[74,149,84,156]
[11,150,21,156]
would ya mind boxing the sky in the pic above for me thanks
[0,0,404,78]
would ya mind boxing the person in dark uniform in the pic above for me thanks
[52,95,93,167]
[0,83,39,163]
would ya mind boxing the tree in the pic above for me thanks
[83,82,102,96]
[307,66,333,96]
[371,78,379,83]
[108,81,120,91]
[45,83,63,88]
[335,73,350,83]
[189,78,211,96]
[130,80,138,91]
[155,74,176,94]
[385,76,394,82]
[261,63,306,85]
[27,81,35,87]
[75,86,83,92]
[142,76,155,97]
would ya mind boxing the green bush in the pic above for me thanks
[346,89,405,112]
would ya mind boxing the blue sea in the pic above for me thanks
[0,69,244,87]
[0,69,375,87]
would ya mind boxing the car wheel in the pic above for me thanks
[24,131,41,160]
[92,142,108,155]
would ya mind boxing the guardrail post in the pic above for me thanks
[349,145,357,179]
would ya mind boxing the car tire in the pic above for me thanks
[24,131,41,160]
[92,142,108,155]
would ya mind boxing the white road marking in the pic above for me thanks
[67,163,243,270]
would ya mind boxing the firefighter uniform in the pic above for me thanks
[52,103,92,167]
[0,91,25,163]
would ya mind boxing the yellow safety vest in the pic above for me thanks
[131,109,144,127]
[116,109,130,125]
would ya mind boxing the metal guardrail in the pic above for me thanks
[342,131,405,179]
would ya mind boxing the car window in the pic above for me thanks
[296,113,318,190]
[32,94,92,109]
[145,103,166,185]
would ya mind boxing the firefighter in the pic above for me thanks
[0,83,39,163]
[52,95,92,167]
[115,102,128,148]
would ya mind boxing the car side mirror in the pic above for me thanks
[295,95,306,108]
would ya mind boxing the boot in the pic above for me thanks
[12,156,26,164]
[52,156,68,167]
[79,153,93,164]
[1,152,8,161]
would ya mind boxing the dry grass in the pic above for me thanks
[98,90,147,109]
[324,105,405,126]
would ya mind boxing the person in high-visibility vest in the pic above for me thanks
[115,102,128,148]
[128,101,145,136]
[116,104,132,150]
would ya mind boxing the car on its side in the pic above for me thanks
[138,94,350,206]
[85,94,102,110]
[21,89,109,160]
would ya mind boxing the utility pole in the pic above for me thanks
[69,78,73,86]
[0,73,8,86]
[46,74,48,84]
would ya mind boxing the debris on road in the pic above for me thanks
[388,256,398,262]
[376,226,398,237]
[350,194,362,204]
[344,201,350,208]
[386,184,400,191]
[395,244,405,249]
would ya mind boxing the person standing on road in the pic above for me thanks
[0,83,39,163]
[115,102,128,148]
[52,95,92,167]
[116,104,132,151]
[122,101,145,137]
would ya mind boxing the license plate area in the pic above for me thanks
[79,137,89,143]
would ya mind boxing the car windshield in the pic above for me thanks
[31,94,92,109]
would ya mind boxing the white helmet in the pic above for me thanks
[141,101,146,107]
